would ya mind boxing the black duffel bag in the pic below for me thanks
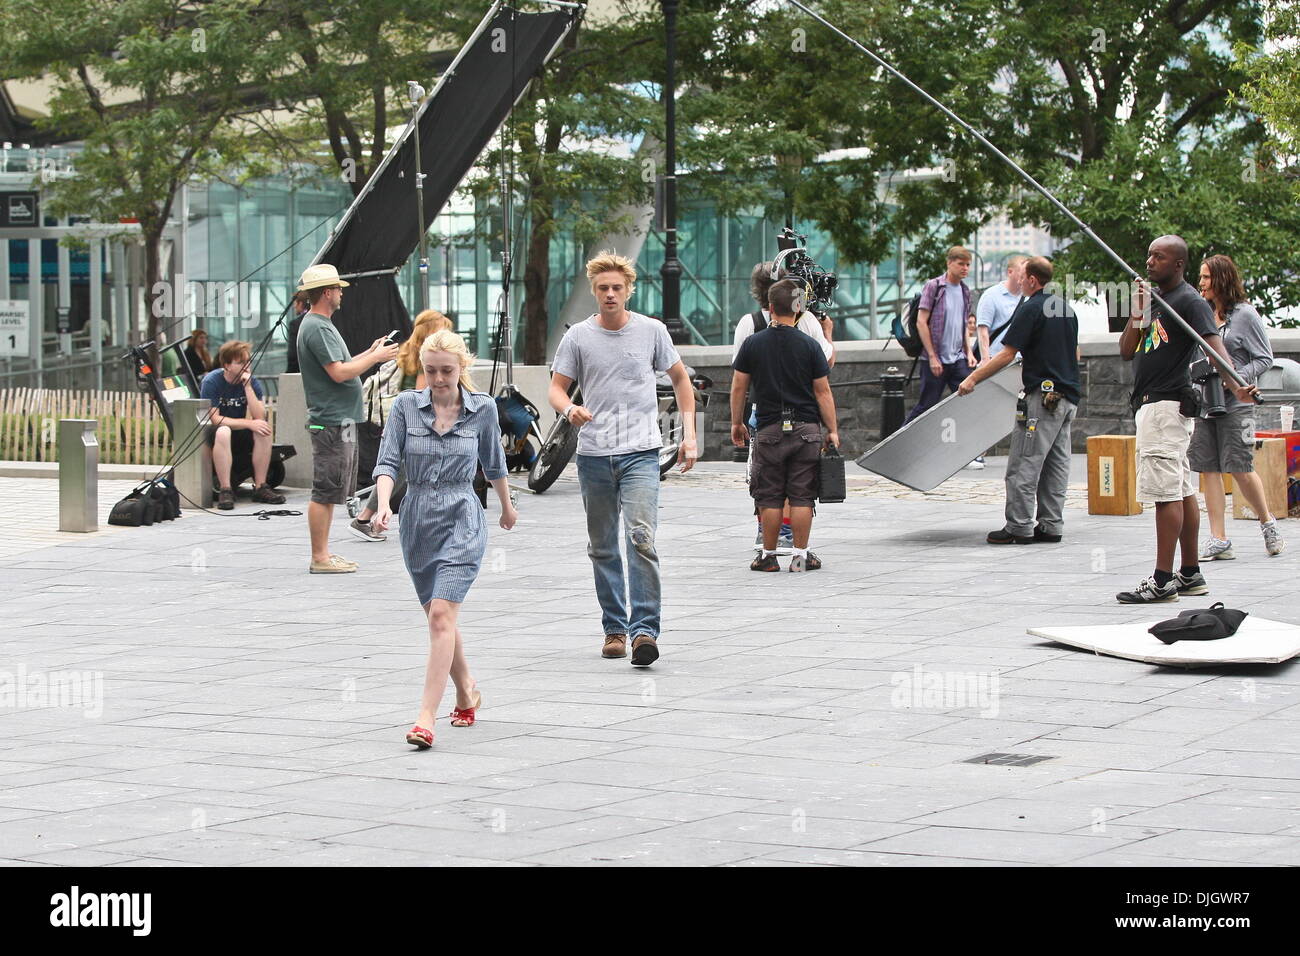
[1149,602,1248,645]
[148,471,181,522]
[108,471,181,527]
[108,486,153,526]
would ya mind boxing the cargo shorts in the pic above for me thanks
[1135,400,1196,503]
[1188,406,1257,475]
[749,421,822,509]
[310,424,359,506]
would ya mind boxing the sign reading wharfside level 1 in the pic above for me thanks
[0,300,29,357]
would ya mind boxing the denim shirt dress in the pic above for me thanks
[373,386,507,604]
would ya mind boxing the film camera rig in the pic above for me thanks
[770,227,838,315]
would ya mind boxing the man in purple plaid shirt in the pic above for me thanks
[905,246,977,423]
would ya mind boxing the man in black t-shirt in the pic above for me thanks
[959,257,1079,544]
[1116,235,1258,604]
[731,279,840,572]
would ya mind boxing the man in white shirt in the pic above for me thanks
[976,255,1026,364]
[733,261,835,552]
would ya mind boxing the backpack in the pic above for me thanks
[362,359,404,426]
[892,278,937,358]
[496,387,540,471]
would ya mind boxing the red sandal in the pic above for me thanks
[405,725,434,749]
[449,688,482,728]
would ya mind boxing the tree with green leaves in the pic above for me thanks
[675,0,1297,315]
[257,1,482,197]
[1237,1,1300,189]
[0,0,275,354]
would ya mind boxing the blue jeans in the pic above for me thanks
[904,357,971,424]
[576,449,661,640]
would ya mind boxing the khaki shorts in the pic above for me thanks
[1135,400,1196,503]
[310,424,359,506]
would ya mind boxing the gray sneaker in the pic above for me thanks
[1262,521,1285,557]
[754,526,764,552]
[1175,570,1209,596]
[349,518,387,542]
[1199,538,1234,561]
[1116,576,1179,604]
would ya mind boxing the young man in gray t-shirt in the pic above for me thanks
[549,252,698,667]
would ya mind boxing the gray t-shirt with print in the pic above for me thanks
[552,311,681,457]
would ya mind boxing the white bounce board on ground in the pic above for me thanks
[856,362,1021,492]
[1028,617,1300,667]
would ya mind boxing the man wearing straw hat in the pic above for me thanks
[296,264,399,574]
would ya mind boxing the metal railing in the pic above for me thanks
[0,353,138,392]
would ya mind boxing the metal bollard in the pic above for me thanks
[58,419,98,533]
[880,366,906,439]
[172,398,213,510]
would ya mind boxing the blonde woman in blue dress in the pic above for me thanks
[371,329,517,748]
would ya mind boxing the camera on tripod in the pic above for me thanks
[1190,358,1227,419]
[771,227,838,313]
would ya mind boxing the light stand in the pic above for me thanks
[498,147,515,388]
[659,0,688,344]
[408,81,430,313]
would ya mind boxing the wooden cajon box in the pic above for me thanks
[1234,437,1288,520]
[1088,435,1142,515]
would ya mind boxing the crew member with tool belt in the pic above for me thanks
[959,256,1080,544]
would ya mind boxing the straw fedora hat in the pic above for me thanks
[297,263,351,291]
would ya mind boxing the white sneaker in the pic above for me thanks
[1199,538,1234,561]
[1262,521,1285,557]
[965,457,985,470]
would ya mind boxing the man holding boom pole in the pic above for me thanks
[1116,235,1259,604]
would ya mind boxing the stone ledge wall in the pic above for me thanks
[681,332,1300,461]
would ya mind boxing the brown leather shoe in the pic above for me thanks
[602,634,627,658]
[630,635,659,667]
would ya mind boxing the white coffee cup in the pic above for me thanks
[1281,405,1295,432]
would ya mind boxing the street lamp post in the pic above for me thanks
[659,0,687,344]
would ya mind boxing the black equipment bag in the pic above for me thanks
[818,444,847,503]
[1149,602,1248,645]
[108,487,152,527]
[109,471,181,527]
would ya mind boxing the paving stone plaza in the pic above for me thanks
[1,459,1297,867]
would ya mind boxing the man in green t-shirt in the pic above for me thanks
[295,264,398,574]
